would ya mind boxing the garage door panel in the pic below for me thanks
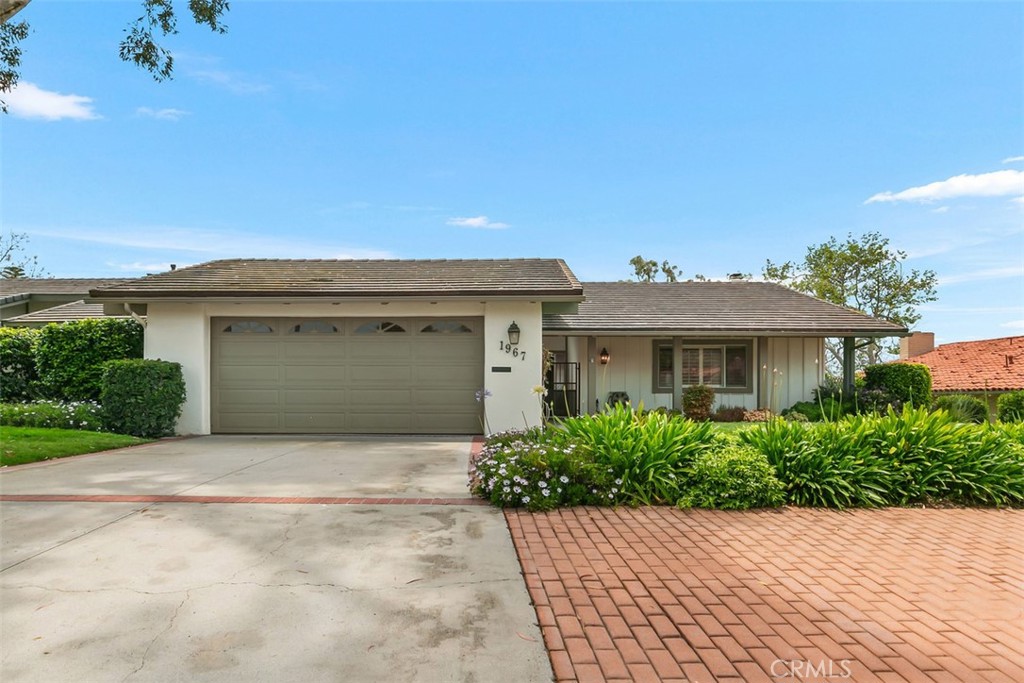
[282,412,347,430]
[213,316,482,434]
[349,365,412,383]
[282,389,346,406]
[357,389,414,405]
[218,389,280,406]
[284,365,348,382]
[218,365,281,383]
[281,342,346,361]
[217,342,279,360]
[217,412,282,430]
[415,365,481,385]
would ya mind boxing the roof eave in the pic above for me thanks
[90,290,585,302]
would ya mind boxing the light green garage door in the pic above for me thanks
[211,317,484,434]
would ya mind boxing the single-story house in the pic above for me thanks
[0,278,130,324]
[90,259,906,436]
[899,332,1024,416]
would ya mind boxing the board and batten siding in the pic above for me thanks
[557,335,823,414]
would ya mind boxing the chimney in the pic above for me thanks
[900,332,935,359]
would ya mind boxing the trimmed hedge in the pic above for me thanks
[678,445,785,510]
[35,319,144,402]
[997,391,1024,423]
[100,359,186,437]
[863,362,931,408]
[682,384,715,421]
[0,327,40,402]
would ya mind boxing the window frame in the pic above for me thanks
[651,339,754,394]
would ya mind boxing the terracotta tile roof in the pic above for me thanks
[90,259,583,300]
[901,336,1024,393]
[3,300,129,325]
[543,281,906,336]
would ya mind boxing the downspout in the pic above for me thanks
[123,303,147,328]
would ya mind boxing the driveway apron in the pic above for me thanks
[0,436,551,683]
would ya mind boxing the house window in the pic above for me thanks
[291,320,339,334]
[420,321,473,334]
[653,341,751,393]
[354,320,406,334]
[223,321,273,334]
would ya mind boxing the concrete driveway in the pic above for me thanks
[0,436,551,683]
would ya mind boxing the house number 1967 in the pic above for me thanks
[499,341,527,361]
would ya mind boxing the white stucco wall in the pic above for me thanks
[143,299,544,435]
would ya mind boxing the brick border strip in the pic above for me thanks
[0,494,488,506]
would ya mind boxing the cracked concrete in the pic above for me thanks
[0,437,550,683]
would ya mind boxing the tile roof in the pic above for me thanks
[901,336,1024,393]
[0,278,130,296]
[543,281,906,336]
[90,259,584,300]
[3,300,128,325]
[0,278,131,304]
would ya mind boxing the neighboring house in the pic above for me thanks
[899,332,1024,416]
[90,259,906,436]
[0,278,131,324]
[3,300,134,327]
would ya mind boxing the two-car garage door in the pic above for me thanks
[211,317,484,434]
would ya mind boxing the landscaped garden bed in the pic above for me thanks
[470,403,1024,511]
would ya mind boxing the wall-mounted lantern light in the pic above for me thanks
[507,321,521,346]
[599,347,610,365]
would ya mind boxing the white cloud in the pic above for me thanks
[110,261,183,274]
[136,107,190,121]
[1000,320,1024,329]
[25,225,393,260]
[939,265,1024,286]
[930,206,950,214]
[866,169,1024,204]
[4,82,100,121]
[446,215,510,230]
[191,69,270,95]
[1003,156,1024,164]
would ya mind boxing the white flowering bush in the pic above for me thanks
[470,429,618,511]
[0,400,104,431]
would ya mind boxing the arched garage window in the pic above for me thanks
[291,320,339,334]
[223,321,273,333]
[420,321,473,334]
[354,321,406,334]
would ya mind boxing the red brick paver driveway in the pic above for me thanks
[506,507,1023,683]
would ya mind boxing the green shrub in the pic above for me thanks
[682,384,715,421]
[863,362,932,408]
[0,400,103,431]
[558,403,719,505]
[933,394,989,424]
[739,418,888,508]
[997,391,1024,423]
[0,327,40,402]
[678,445,785,510]
[470,429,615,510]
[100,359,186,438]
[35,319,144,402]
[711,406,746,422]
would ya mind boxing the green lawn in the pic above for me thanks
[0,427,151,467]
[709,422,759,433]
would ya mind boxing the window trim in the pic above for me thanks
[651,338,754,394]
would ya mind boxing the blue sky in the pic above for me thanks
[2,1,1022,347]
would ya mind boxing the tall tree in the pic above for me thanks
[629,255,682,282]
[763,231,938,371]
[1,231,46,278]
[0,0,229,108]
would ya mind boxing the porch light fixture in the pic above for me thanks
[599,347,610,365]
[507,321,521,345]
